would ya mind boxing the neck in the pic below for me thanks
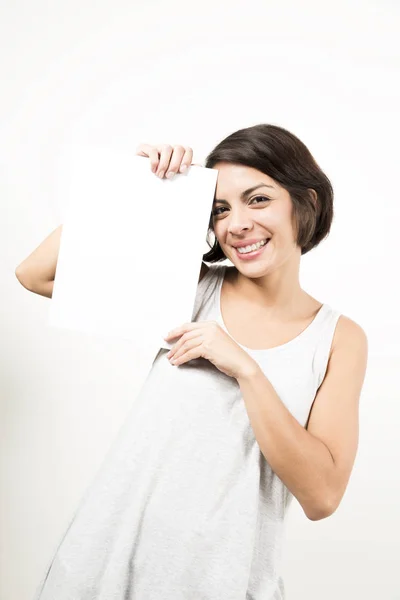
[232,253,306,318]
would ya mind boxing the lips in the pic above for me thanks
[233,238,271,259]
[232,238,270,249]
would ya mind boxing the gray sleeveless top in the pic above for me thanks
[33,263,341,600]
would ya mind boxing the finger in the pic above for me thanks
[135,143,152,157]
[135,144,161,174]
[170,340,202,365]
[168,329,201,354]
[164,145,187,179]
[179,147,194,173]
[148,147,160,173]
[156,144,174,178]
[164,322,202,340]
[168,330,203,361]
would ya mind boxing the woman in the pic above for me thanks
[16,124,368,599]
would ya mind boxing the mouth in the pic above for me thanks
[233,238,271,260]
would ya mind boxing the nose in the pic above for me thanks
[227,212,254,236]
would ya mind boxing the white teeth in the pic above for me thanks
[237,239,268,254]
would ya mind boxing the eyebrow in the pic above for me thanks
[213,183,275,205]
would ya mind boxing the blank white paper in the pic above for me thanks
[48,145,218,351]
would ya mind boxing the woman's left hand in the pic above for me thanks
[164,320,258,380]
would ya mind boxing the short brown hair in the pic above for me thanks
[202,124,334,263]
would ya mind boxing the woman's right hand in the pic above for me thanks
[135,143,194,179]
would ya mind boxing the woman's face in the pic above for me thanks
[211,162,300,272]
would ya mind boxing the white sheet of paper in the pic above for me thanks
[48,145,218,351]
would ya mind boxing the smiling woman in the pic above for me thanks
[24,125,367,600]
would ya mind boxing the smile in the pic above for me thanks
[233,238,271,260]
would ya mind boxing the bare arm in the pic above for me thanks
[15,225,62,298]
[15,225,209,299]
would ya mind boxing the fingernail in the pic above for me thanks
[166,171,175,179]
[158,170,165,178]
[179,164,187,172]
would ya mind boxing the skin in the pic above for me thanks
[211,161,318,320]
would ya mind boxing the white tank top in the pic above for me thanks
[33,263,342,600]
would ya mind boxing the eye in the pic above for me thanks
[212,207,227,216]
[249,195,270,205]
[212,195,270,217]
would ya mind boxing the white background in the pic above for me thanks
[1,1,399,598]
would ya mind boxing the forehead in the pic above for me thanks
[213,162,279,195]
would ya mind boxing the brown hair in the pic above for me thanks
[202,123,334,262]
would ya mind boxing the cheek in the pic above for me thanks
[212,221,223,239]
[262,212,287,232]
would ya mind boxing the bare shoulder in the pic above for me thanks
[331,313,369,359]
